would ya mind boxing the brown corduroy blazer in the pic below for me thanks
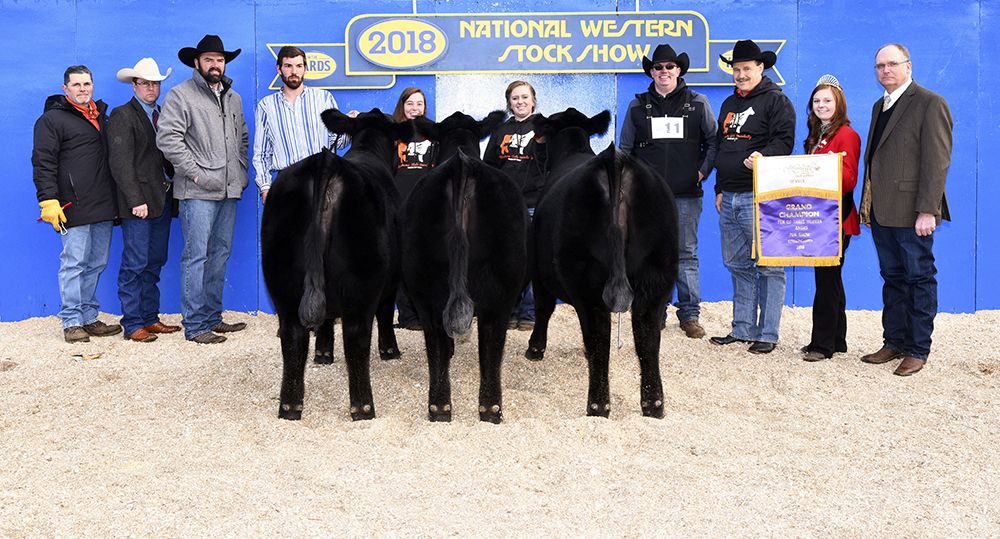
[859,80,952,227]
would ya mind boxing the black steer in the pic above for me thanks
[261,108,409,421]
[403,111,528,423]
[526,108,679,419]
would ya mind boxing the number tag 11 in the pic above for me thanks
[651,117,684,139]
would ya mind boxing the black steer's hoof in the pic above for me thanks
[314,351,334,364]
[641,399,664,419]
[479,404,503,424]
[524,346,545,361]
[379,347,401,360]
[278,403,304,421]
[350,403,376,421]
[428,403,452,422]
[586,402,611,418]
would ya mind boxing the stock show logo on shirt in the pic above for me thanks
[499,131,536,160]
[722,106,755,140]
[398,139,434,168]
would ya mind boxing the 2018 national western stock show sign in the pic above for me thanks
[266,11,785,90]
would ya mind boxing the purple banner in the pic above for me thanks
[758,196,840,260]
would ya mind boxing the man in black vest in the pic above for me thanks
[619,44,718,339]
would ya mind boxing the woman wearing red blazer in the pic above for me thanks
[802,75,861,361]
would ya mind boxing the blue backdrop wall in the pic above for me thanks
[0,0,987,321]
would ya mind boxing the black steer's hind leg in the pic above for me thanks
[341,314,377,421]
[376,293,402,360]
[578,307,612,418]
[525,284,556,361]
[314,318,335,364]
[477,313,508,423]
[425,326,454,422]
[278,321,311,420]
[632,298,667,419]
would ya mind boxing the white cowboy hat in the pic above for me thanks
[116,58,171,83]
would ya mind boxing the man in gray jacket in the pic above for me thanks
[157,35,249,344]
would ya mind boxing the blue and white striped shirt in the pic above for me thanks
[252,86,349,192]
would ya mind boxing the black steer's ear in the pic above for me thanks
[391,118,416,142]
[532,113,553,138]
[322,108,352,135]
[589,110,612,136]
[480,110,507,139]
[413,115,438,141]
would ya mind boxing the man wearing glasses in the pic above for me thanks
[619,43,718,339]
[709,40,795,355]
[109,58,181,343]
[32,65,122,343]
[858,43,953,376]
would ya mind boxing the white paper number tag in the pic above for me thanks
[651,116,684,139]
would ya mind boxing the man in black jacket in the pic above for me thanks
[708,40,796,354]
[109,58,181,343]
[620,43,718,339]
[32,65,122,343]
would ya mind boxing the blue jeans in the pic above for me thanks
[513,207,535,322]
[58,221,113,328]
[718,191,786,343]
[870,214,937,360]
[672,196,702,323]
[179,198,237,339]
[118,188,173,335]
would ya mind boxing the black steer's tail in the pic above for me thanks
[299,150,342,329]
[600,144,634,313]
[442,152,476,338]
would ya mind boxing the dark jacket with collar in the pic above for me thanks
[619,79,718,198]
[32,95,118,227]
[714,76,796,194]
[859,80,952,227]
[109,96,173,219]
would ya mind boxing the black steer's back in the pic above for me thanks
[403,111,528,423]
[527,108,679,419]
[261,108,408,421]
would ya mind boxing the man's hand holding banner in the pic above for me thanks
[753,153,843,266]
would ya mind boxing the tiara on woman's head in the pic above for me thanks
[816,74,842,90]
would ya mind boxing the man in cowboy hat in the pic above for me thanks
[32,65,122,343]
[858,43,952,376]
[619,43,717,339]
[709,39,796,354]
[156,35,249,344]
[252,45,357,205]
[109,57,180,343]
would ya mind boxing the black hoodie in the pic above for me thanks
[714,76,796,194]
[32,95,118,227]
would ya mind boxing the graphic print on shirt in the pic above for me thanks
[499,130,536,160]
[722,106,755,140]
[397,139,434,169]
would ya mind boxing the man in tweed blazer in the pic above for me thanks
[109,58,181,343]
[858,43,953,376]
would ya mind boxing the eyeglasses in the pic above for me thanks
[652,63,678,71]
[874,60,909,71]
[134,81,161,88]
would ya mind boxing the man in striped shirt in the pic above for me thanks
[252,46,357,204]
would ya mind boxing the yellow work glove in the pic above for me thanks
[39,199,67,232]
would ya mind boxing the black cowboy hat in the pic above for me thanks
[719,40,776,70]
[178,35,241,68]
[642,44,690,77]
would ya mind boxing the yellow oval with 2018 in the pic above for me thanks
[358,18,448,69]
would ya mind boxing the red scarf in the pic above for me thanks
[68,98,100,131]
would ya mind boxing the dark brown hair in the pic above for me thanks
[804,83,851,153]
[276,46,306,67]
